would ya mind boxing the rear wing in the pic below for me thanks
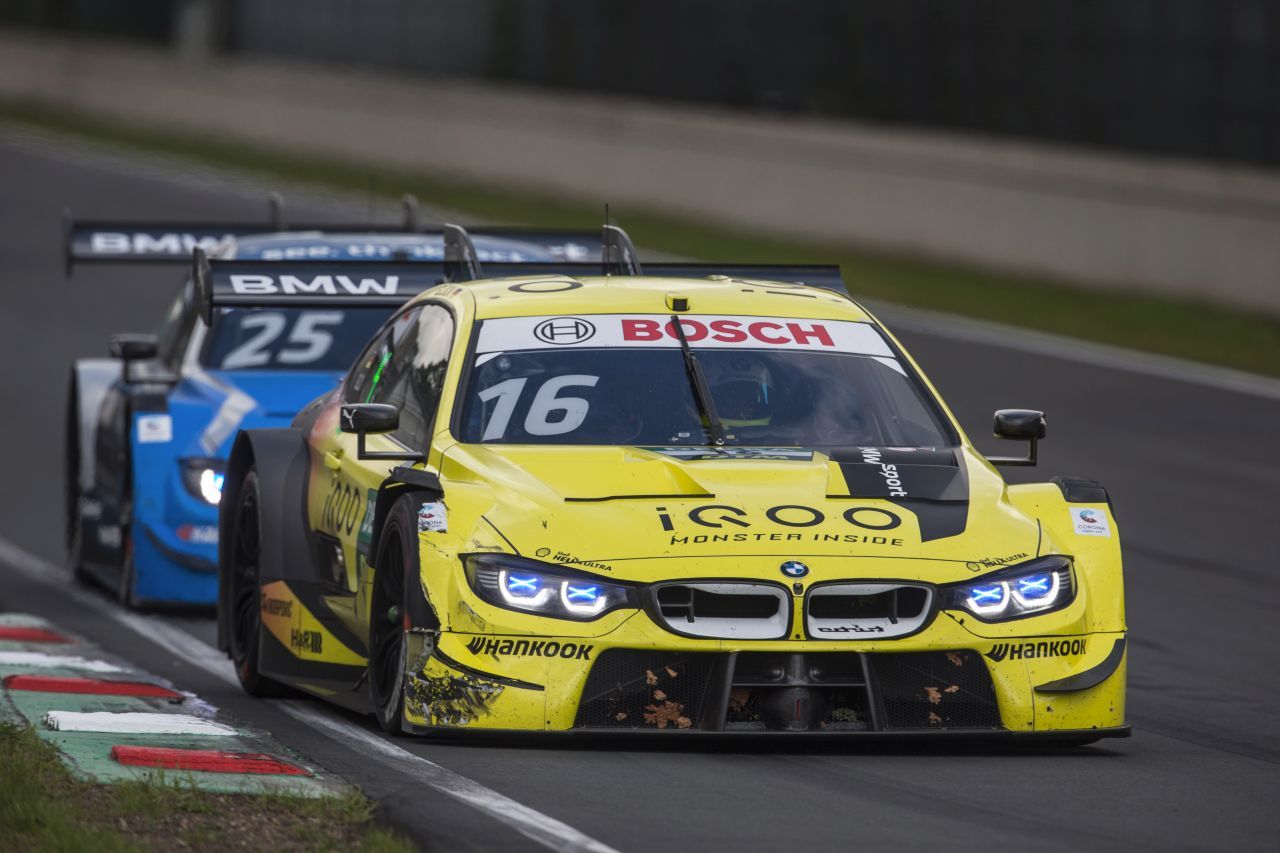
[63,194,604,272]
[193,255,451,324]
[194,251,847,325]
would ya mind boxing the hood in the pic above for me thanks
[442,444,1044,586]
[169,370,342,457]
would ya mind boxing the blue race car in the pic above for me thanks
[65,205,604,607]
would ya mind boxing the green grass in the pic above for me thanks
[0,723,137,851]
[0,724,414,852]
[4,99,1279,377]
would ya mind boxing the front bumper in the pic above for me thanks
[131,520,219,605]
[401,620,1128,736]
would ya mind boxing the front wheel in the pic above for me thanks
[226,468,291,697]
[369,495,427,734]
[65,386,93,585]
[116,546,140,609]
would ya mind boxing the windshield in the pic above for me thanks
[202,307,390,371]
[457,313,955,448]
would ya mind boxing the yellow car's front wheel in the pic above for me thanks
[369,495,422,734]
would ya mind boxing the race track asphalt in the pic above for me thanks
[1,126,1277,852]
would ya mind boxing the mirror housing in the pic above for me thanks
[988,409,1045,467]
[109,334,158,383]
[109,334,157,362]
[340,403,424,461]
[340,403,398,435]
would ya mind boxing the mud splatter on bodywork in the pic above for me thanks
[406,670,504,727]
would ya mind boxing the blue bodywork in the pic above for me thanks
[128,369,340,604]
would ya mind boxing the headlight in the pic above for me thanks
[180,458,226,505]
[463,554,636,621]
[943,556,1074,621]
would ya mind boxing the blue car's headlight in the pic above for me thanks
[464,554,636,621]
[943,556,1074,621]
[180,458,225,505]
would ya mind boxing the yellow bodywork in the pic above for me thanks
[286,275,1126,735]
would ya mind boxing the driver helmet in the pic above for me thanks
[704,356,774,427]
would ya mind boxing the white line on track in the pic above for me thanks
[0,535,619,853]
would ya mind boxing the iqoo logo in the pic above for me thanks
[656,504,902,532]
[322,481,362,536]
[657,504,908,547]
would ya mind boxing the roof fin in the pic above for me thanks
[267,192,286,230]
[401,194,421,231]
[192,247,214,326]
[602,223,643,276]
[443,223,483,281]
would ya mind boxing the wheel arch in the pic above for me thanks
[67,359,121,500]
[368,472,443,631]
[216,428,311,651]
[1051,475,1116,518]
[1007,476,1125,633]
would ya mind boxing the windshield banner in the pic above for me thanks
[476,314,893,356]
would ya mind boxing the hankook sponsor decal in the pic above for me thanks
[985,639,1086,662]
[475,314,894,356]
[466,637,593,660]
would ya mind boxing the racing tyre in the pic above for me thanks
[226,469,291,697]
[369,495,421,734]
[65,382,92,585]
[116,547,140,609]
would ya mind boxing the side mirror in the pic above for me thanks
[109,334,158,362]
[339,403,423,462]
[988,409,1045,467]
[340,403,398,435]
[109,334,158,383]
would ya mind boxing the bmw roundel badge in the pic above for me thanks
[780,560,809,578]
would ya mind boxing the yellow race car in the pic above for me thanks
[214,226,1127,742]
